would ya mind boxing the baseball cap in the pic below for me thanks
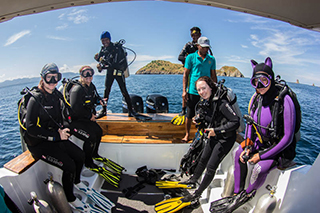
[197,37,211,47]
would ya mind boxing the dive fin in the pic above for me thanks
[89,167,121,188]
[170,114,185,126]
[209,190,256,213]
[209,196,234,212]
[129,112,152,121]
[156,180,196,189]
[93,157,126,174]
[75,183,115,212]
[154,196,193,213]
[70,199,106,213]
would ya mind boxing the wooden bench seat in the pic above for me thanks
[100,135,186,144]
[4,150,38,174]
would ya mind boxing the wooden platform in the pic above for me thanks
[4,150,38,174]
[97,113,196,144]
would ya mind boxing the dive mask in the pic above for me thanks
[44,73,62,84]
[250,74,271,89]
[81,68,94,78]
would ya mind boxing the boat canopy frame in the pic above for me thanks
[0,0,320,32]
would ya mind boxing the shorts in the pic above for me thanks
[186,93,200,119]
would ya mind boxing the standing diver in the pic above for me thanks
[68,65,123,188]
[210,57,297,212]
[23,63,92,211]
[95,31,136,119]
[155,76,239,213]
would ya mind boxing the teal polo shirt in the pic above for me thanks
[184,51,216,95]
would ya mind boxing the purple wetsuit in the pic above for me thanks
[234,92,296,193]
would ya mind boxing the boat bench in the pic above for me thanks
[97,113,197,144]
[4,150,38,174]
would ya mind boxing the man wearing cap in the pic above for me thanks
[181,36,217,142]
[178,27,202,65]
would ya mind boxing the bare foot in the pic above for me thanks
[181,135,189,143]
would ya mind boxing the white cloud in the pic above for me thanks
[47,35,71,41]
[56,23,68,30]
[226,13,268,24]
[227,55,248,63]
[241,44,248,48]
[4,30,31,46]
[67,9,90,24]
[249,28,320,66]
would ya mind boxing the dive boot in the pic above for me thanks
[93,157,125,174]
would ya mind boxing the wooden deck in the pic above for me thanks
[97,113,197,144]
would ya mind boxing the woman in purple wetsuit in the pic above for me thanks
[225,57,296,212]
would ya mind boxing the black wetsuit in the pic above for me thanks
[69,82,103,168]
[24,88,84,202]
[178,41,198,65]
[191,97,239,197]
[96,42,133,112]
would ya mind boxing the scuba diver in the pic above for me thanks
[68,66,123,188]
[95,31,136,119]
[155,76,239,213]
[22,63,90,210]
[210,57,297,212]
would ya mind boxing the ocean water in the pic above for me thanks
[0,75,319,167]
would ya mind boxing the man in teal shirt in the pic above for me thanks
[182,37,217,142]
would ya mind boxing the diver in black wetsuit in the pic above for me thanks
[181,76,239,202]
[68,66,107,168]
[95,31,134,118]
[24,63,88,209]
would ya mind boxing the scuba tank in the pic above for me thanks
[28,192,55,213]
[44,172,72,213]
[253,185,277,213]
[221,165,235,197]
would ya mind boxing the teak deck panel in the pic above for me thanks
[4,150,38,174]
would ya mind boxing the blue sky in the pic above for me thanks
[0,1,320,85]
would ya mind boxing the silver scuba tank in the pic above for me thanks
[221,165,235,197]
[28,191,55,213]
[253,185,277,213]
[44,172,72,213]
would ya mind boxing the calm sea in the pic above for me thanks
[0,75,319,167]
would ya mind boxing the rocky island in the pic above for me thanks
[135,60,244,77]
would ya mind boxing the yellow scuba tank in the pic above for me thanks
[28,191,55,213]
[44,172,72,213]
[253,185,277,213]
[221,165,235,197]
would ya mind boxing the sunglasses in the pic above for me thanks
[250,74,271,89]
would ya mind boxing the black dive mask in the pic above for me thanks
[44,73,62,84]
[81,68,94,78]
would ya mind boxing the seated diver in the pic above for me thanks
[23,63,89,210]
[68,66,124,188]
[155,76,240,212]
[210,57,297,212]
